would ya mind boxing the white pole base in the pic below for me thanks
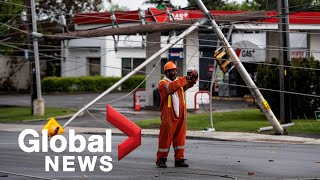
[204,128,216,132]
[258,123,294,132]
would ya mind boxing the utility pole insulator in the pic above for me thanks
[31,32,43,38]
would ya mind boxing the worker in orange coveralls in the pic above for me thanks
[156,61,198,168]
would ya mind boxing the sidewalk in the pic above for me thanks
[1,123,319,145]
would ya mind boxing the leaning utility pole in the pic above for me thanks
[195,0,285,134]
[278,0,291,124]
[30,0,44,116]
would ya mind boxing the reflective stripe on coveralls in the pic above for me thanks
[158,148,169,152]
[167,87,185,108]
[174,146,185,150]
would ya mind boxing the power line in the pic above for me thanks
[2,41,319,100]
[1,36,320,74]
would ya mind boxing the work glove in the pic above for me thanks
[186,69,198,84]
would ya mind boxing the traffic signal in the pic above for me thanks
[43,117,64,137]
[213,47,231,74]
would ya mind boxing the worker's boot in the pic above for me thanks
[175,159,189,167]
[156,158,167,168]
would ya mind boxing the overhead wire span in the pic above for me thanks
[1,34,320,56]
[1,39,320,75]
[1,41,319,102]
[0,7,319,101]
[1,32,319,55]
[2,37,320,75]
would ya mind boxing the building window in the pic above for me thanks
[87,57,100,76]
[121,58,146,76]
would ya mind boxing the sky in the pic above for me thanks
[105,0,244,11]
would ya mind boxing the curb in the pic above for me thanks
[212,96,256,103]
[20,111,85,123]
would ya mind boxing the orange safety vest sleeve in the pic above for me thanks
[159,77,187,96]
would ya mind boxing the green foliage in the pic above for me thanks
[42,75,146,92]
[289,58,320,117]
[256,58,280,116]
[213,1,260,11]
[188,0,227,10]
[108,4,129,12]
[0,0,24,25]
[252,0,314,11]
[143,0,174,8]
[187,0,316,11]
[0,0,24,54]
[188,0,259,11]
[256,58,320,118]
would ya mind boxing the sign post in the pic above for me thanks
[315,111,320,121]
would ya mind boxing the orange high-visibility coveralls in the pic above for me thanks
[156,77,193,163]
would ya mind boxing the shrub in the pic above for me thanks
[42,75,146,93]
[256,58,320,118]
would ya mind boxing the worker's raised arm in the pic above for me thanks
[159,77,187,96]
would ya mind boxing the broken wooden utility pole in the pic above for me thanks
[47,11,266,40]
[195,0,285,134]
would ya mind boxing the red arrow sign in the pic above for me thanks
[106,104,141,161]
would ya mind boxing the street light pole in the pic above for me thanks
[30,0,44,116]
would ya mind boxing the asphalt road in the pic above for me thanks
[1,131,319,180]
[1,93,319,179]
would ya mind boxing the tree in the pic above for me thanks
[252,0,315,11]
[257,58,320,118]
[0,0,24,53]
[34,0,104,77]
[107,4,129,12]
[0,0,105,89]
[143,0,174,9]
[37,0,103,27]
[187,0,259,11]
[188,0,318,11]
[188,0,226,10]
[0,0,24,31]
